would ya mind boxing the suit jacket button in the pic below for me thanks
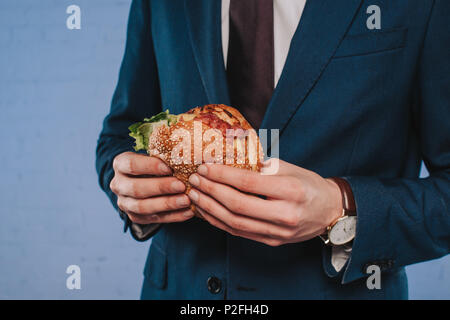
[207,276,222,294]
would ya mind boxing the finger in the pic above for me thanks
[117,194,191,215]
[111,174,185,199]
[187,188,294,240]
[196,208,284,247]
[260,158,283,176]
[261,158,310,177]
[127,209,195,224]
[196,164,301,199]
[189,173,284,223]
[113,152,171,176]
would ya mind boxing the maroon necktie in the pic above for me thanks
[226,0,274,129]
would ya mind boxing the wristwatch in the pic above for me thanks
[320,177,357,246]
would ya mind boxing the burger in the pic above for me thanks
[129,104,264,217]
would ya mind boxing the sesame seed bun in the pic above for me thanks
[147,104,264,218]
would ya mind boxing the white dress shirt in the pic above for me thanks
[222,0,351,272]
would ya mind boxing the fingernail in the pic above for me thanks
[183,210,194,217]
[171,181,185,192]
[176,196,190,207]
[188,189,199,201]
[149,214,159,222]
[197,165,208,176]
[159,163,171,174]
[189,174,200,187]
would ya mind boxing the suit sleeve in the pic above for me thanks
[335,0,450,284]
[95,0,162,241]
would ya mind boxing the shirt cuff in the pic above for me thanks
[130,222,161,241]
[331,244,353,272]
[120,210,161,241]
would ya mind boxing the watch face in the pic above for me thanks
[329,216,357,246]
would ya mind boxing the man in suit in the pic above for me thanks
[96,0,450,299]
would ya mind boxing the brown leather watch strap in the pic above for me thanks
[329,177,356,216]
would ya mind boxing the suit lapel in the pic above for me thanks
[184,0,363,131]
[260,0,363,131]
[184,0,230,106]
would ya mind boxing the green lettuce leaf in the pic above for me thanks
[128,110,177,152]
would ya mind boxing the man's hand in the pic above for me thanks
[110,152,194,224]
[187,159,343,246]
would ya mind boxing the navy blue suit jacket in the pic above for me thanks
[96,0,450,299]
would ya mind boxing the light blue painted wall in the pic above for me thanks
[0,0,448,299]
[0,0,149,299]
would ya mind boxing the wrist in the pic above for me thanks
[324,178,344,232]
[320,177,357,246]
